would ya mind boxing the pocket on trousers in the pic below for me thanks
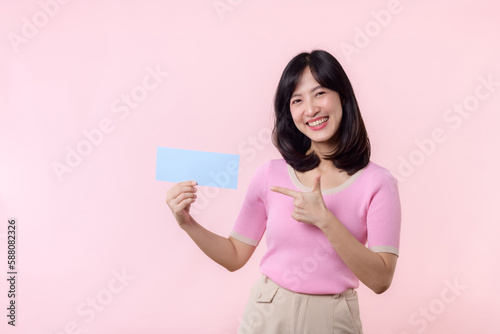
[255,279,279,303]
[344,291,363,333]
[238,277,284,333]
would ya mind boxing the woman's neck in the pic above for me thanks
[306,142,341,173]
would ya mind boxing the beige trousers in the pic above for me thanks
[238,275,363,334]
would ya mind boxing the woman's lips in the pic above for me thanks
[307,116,329,129]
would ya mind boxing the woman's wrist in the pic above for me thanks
[317,209,335,233]
[178,214,196,231]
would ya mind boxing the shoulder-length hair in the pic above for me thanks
[272,49,370,175]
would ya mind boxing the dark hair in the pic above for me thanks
[272,49,370,175]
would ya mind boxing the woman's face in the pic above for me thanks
[289,66,343,147]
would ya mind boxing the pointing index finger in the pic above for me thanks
[270,186,300,198]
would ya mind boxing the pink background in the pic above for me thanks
[1,1,499,333]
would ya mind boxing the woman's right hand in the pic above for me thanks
[166,180,198,227]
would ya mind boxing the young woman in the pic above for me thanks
[166,49,402,333]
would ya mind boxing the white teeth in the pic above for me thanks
[308,117,328,127]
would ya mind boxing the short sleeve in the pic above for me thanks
[229,161,269,246]
[366,169,402,256]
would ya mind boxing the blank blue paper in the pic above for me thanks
[155,147,240,189]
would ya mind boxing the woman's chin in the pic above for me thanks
[309,134,335,144]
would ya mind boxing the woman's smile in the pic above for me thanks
[307,116,329,129]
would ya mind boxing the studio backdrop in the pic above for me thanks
[1,1,499,333]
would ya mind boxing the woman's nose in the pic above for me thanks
[305,100,319,115]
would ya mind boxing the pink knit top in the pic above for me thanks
[230,159,402,294]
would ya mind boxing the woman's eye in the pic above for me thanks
[291,99,301,104]
[316,91,325,96]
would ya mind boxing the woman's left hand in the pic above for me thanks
[270,174,330,228]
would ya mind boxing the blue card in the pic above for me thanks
[155,147,240,189]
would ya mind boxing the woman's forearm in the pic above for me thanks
[180,216,244,272]
[318,211,397,294]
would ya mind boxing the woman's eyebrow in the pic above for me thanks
[291,85,323,99]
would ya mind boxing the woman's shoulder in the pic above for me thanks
[358,160,398,186]
[250,159,282,178]
[250,159,288,183]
